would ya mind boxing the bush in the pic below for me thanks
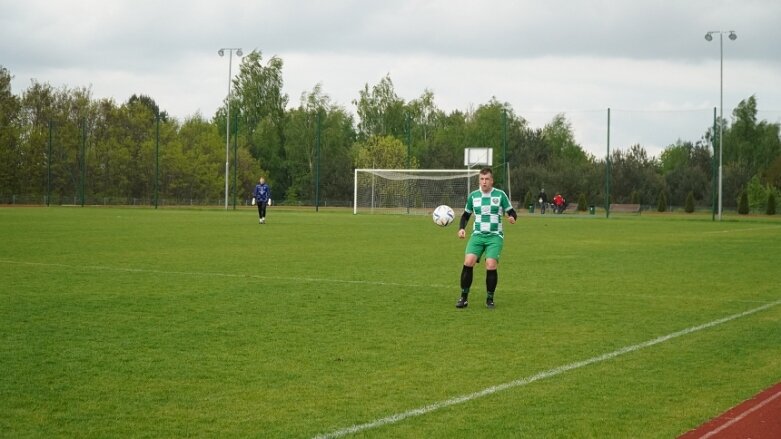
[738,191,749,215]
[767,191,776,215]
[630,191,640,204]
[746,176,768,212]
[684,191,695,213]
[657,191,667,212]
[577,193,588,211]
[522,191,532,210]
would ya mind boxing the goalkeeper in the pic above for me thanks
[455,167,516,309]
[252,176,271,224]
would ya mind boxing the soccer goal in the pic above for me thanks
[353,169,481,215]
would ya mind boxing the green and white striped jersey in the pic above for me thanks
[464,188,512,236]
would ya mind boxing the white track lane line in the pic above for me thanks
[698,390,781,439]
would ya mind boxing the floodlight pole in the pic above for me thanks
[218,47,243,210]
[705,31,736,221]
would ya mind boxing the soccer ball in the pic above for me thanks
[432,205,455,227]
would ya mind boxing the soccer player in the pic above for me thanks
[456,167,517,309]
[253,177,271,224]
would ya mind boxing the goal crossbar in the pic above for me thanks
[353,168,480,215]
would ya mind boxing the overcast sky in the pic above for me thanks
[3,0,780,158]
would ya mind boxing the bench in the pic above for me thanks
[609,203,641,213]
[546,202,578,214]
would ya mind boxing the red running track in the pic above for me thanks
[678,382,781,438]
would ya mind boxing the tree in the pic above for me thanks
[15,81,96,203]
[543,114,589,165]
[745,175,768,212]
[170,114,227,202]
[660,143,690,174]
[737,191,749,214]
[406,89,447,169]
[723,162,753,210]
[657,190,667,212]
[423,109,470,169]
[537,113,594,205]
[767,191,776,215]
[464,99,513,189]
[577,193,588,211]
[610,145,664,205]
[659,140,712,208]
[523,190,533,211]
[128,94,169,122]
[90,98,131,200]
[121,96,162,200]
[764,156,781,189]
[231,50,288,135]
[685,191,695,213]
[722,96,781,207]
[285,84,355,204]
[353,135,417,170]
[230,50,289,198]
[407,89,441,144]
[354,74,406,141]
[5,56,778,210]
[726,97,781,212]
[0,66,21,199]
[17,81,57,199]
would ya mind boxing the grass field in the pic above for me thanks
[1,206,780,438]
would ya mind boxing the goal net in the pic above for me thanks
[353,169,481,215]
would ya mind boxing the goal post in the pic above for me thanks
[353,169,481,215]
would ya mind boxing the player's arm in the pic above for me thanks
[459,211,471,230]
[502,194,517,223]
[458,211,471,239]
[506,208,517,224]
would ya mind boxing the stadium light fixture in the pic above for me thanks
[218,47,243,210]
[704,31,736,221]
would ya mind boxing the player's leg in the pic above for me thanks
[457,236,484,308]
[260,203,267,223]
[483,237,504,308]
[456,254,477,308]
[257,202,263,223]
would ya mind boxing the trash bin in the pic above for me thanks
[528,204,534,214]
[589,205,596,215]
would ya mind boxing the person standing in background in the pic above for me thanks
[537,188,548,214]
[253,177,271,224]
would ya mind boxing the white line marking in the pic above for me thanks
[0,259,768,304]
[313,299,781,439]
[0,259,420,288]
[698,390,781,439]
[703,225,781,234]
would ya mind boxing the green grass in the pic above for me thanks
[1,206,780,438]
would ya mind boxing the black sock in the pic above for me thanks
[486,269,497,300]
[460,265,473,297]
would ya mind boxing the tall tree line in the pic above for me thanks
[1,60,779,210]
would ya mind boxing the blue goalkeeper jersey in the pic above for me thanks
[254,183,270,203]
